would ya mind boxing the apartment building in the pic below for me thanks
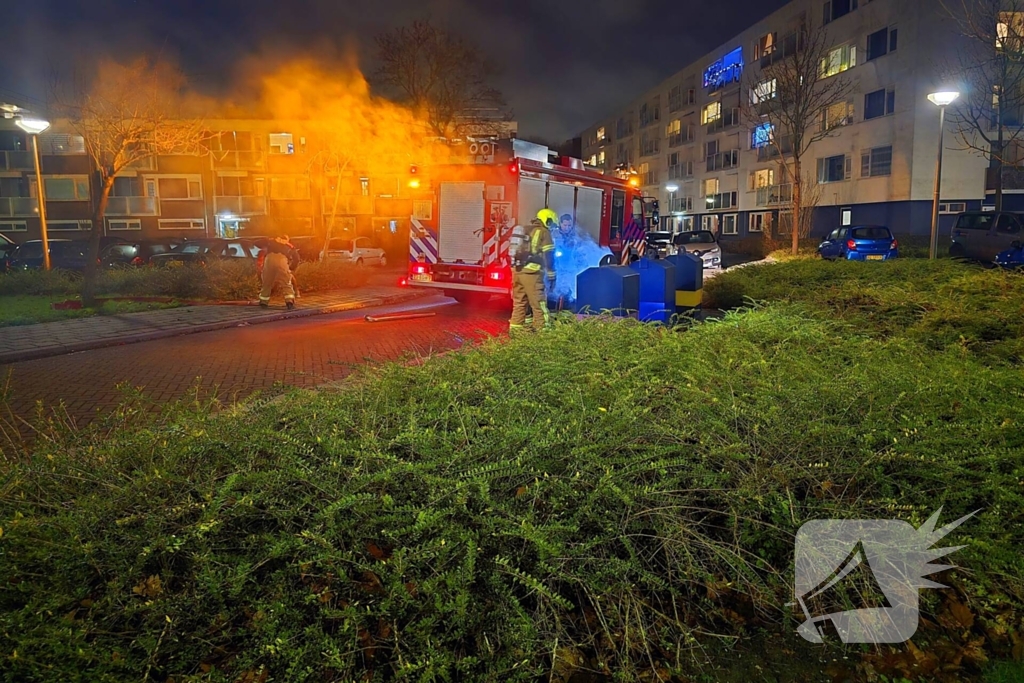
[580,0,990,240]
[0,118,447,249]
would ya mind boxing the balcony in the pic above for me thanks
[756,183,793,207]
[704,191,737,211]
[106,196,159,216]
[211,150,265,171]
[756,135,794,162]
[707,150,739,172]
[215,195,268,215]
[0,150,34,171]
[986,166,1024,191]
[706,108,741,135]
[0,197,38,217]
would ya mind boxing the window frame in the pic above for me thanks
[157,218,206,231]
[860,145,893,178]
[701,101,722,125]
[107,218,143,231]
[156,174,204,200]
[40,175,91,202]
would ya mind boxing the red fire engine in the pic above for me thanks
[406,139,651,303]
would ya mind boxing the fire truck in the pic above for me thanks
[405,139,653,303]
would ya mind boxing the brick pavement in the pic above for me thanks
[0,296,509,435]
[0,285,427,365]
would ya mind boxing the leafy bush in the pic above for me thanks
[2,308,1022,682]
[704,259,1024,363]
[0,260,368,302]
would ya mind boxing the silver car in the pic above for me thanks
[671,230,722,269]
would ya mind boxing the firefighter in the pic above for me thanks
[509,209,557,333]
[259,235,298,309]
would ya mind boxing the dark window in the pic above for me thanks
[610,190,625,241]
[0,131,27,152]
[861,146,893,177]
[823,0,855,24]
[955,213,994,230]
[158,178,189,198]
[818,154,849,182]
[864,89,895,119]
[867,28,888,60]
[889,28,898,52]
[113,176,144,197]
[996,214,1022,234]
[851,226,893,240]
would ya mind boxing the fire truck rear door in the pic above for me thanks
[575,186,603,243]
[438,181,485,262]
[518,177,546,226]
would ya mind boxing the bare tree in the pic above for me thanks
[744,23,853,254]
[939,0,1024,212]
[52,58,206,304]
[373,20,511,140]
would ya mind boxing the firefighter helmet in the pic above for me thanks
[536,208,559,228]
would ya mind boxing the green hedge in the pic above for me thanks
[2,305,1021,681]
[0,260,368,300]
[704,259,1024,364]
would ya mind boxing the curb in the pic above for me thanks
[0,290,431,365]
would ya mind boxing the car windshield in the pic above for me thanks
[673,231,716,245]
[180,243,214,254]
[329,239,354,251]
[647,232,673,242]
[851,227,892,240]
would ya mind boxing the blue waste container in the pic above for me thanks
[629,257,676,323]
[665,252,703,312]
[576,266,639,316]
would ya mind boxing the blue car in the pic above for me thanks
[995,241,1024,268]
[818,225,899,261]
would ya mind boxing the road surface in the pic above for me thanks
[0,296,508,436]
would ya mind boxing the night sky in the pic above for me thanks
[4,0,789,141]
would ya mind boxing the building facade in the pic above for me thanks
[0,117,514,254]
[580,0,990,240]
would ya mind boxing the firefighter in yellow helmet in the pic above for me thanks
[509,209,557,332]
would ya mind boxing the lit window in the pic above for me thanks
[703,177,719,196]
[751,122,774,148]
[269,133,294,154]
[820,44,856,78]
[751,78,777,104]
[596,126,607,141]
[822,102,853,131]
[598,150,606,164]
[702,101,722,124]
[752,169,774,189]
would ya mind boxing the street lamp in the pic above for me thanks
[927,91,960,260]
[15,116,52,270]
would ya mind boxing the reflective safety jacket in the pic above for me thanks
[510,222,555,274]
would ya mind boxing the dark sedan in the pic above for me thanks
[149,239,260,266]
[5,240,92,271]
[100,240,184,267]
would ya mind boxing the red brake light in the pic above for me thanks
[891,239,898,249]
[846,239,856,250]
[508,162,519,174]
[398,277,408,287]
[130,256,144,266]
[488,270,504,281]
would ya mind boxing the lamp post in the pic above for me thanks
[927,91,960,260]
[15,116,52,270]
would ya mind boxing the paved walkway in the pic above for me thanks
[0,286,428,364]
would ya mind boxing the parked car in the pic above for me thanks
[949,211,1023,262]
[99,239,184,267]
[5,240,92,271]
[818,225,898,261]
[645,231,675,258]
[323,236,387,266]
[0,233,16,267]
[150,238,260,266]
[995,240,1024,268]
[672,230,722,269]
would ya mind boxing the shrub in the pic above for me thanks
[0,260,367,302]
[1,308,1022,682]
[703,259,1024,363]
